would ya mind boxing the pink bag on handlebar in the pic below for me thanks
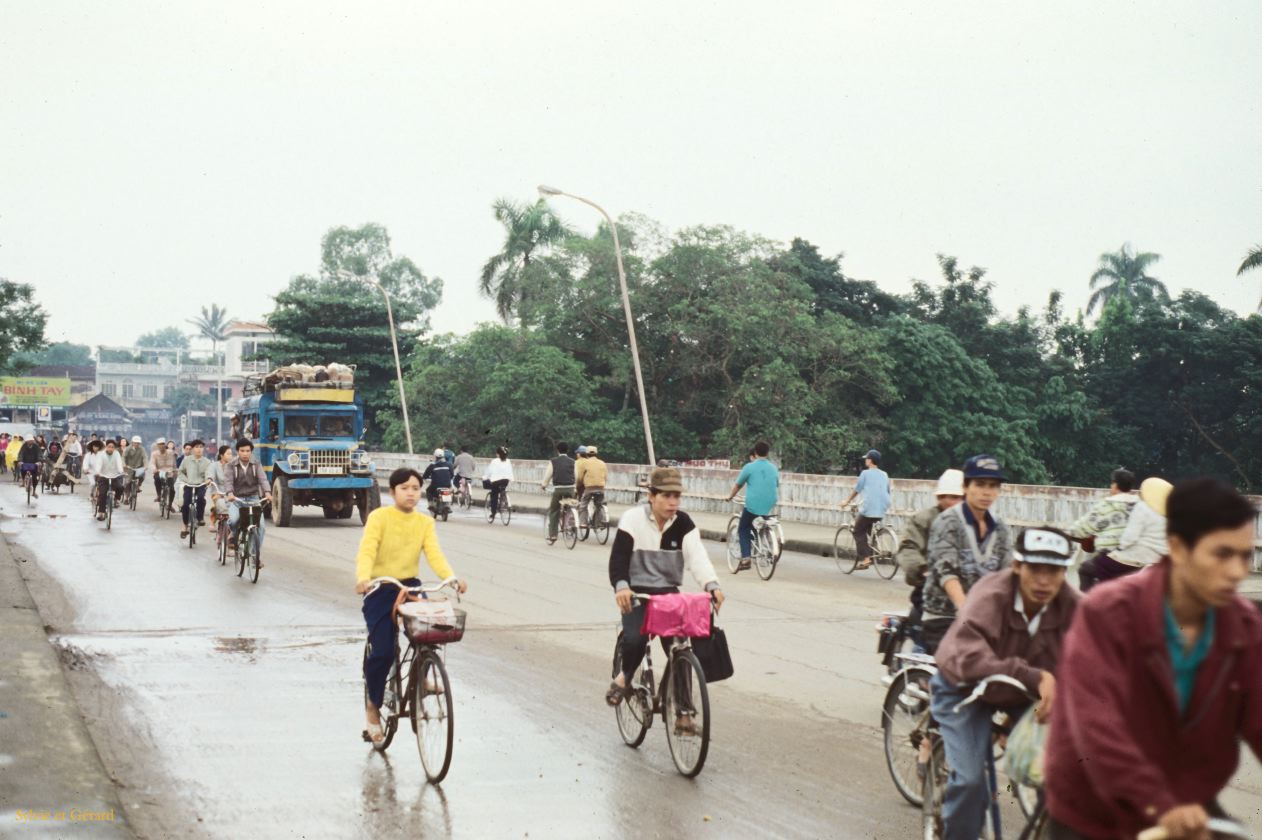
[641,592,712,638]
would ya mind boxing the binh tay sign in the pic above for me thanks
[0,376,72,406]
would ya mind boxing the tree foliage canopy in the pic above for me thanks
[0,279,49,374]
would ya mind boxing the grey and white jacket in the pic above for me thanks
[923,502,1013,619]
[609,504,719,594]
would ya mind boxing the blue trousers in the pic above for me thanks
[929,671,995,840]
[362,578,420,708]
[737,508,759,559]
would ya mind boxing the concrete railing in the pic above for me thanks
[370,454,1262,569]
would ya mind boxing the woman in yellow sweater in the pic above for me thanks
[355,467,468,743]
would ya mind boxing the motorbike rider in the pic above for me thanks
[421,448,454,511]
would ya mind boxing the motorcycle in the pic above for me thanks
[428,486,454,522]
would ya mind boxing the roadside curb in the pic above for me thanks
[0,532,135,837]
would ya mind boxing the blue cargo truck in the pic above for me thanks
[237,371,380,527]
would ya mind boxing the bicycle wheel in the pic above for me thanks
[217,522,229,566]
[610,632,650,747]
[414,648,454,783]
[883,666,933,806]
[235,533,247,577]
[873,526,900,580]
[500,498,511,526]
[834,525,858,573]
[921,737,947,840]
[363,641,400,753]
[562,511,578,550]
[25,476,32,505]
[755,528,779,581]
[188,518,197,548]
[595,506,610,545]
[485,495,496,523]
[249,530,261,584]
[129,483,138,511]
[663,650,710,777]
[106,495,113,531]
[725,516,741,574]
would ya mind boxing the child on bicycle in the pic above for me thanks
[354,467,468,745]
[929,526,1080,840]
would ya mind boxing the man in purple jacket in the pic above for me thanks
[1045,478,1261,840]
[929,526,1081,840]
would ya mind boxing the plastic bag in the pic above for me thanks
[1004,706,1048,788]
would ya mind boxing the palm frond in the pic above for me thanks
[1238,245,1262,276]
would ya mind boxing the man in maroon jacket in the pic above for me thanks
[1045,477,1262,840]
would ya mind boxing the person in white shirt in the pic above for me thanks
[92,439,127,520]
[482,446,514,521]
[1106,477,1173,580]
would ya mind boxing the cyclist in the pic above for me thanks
[452,445,477,499]
[441,442,455,467]
[354,467,468,745]
[123,435,146,501]
[422,448,454,509]
[91,438,126,520]
[1069,468,1137,592]
[1103,476,1173,584]
[223,438,272,555]
[576,445,608,530]
[177,439,211,539]
[63,431,83,476]
[607,466,726,723]
[896,468,965,648]
[921,454,1015,653]
[5,435,22,478]
[930,526,1080,840]
[1044,478,1261,840]
[17,436,42,496]
[539,441,577,544]
[149,438,177,507]
[840,449,892,571]
[725,440,780,571]
[483,446,513,519]
[208,444,232,533]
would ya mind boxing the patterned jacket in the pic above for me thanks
[922,503,1013,619]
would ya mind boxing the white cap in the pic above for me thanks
[155,437,166,445]
[131,435,142,443]
[935,469,965,497]
[434,448,445,458]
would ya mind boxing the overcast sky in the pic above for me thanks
[3,1,1260,351]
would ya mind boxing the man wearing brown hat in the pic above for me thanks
[607,466,725,716]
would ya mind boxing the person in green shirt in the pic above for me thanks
[178,439,212,537]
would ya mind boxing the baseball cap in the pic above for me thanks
[1013,527,1074,567]
[155,437,166,445]
[576,445,588,455]
[433,448,445,458]
[648,466,684,493]
[131,435,142,443]
[587,445,598,455]
[963,454,1006,481]
[865,449,882,464]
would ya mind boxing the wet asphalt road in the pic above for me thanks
[6,481,1258,839]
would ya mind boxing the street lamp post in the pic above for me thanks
[537,185,656,467]
[339,270,414,455]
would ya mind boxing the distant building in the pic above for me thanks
[224,321,276,381]
[69,392,131,439]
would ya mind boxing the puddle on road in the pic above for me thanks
[214,636,259,658]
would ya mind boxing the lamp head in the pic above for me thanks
[537,184,563,196]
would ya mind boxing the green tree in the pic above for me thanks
[1238,244,1262,309]
[12,341,92,369]
[0,279,49,374]
[137,326,190,349]
[1087,243,1165,315]
[767,238,903,326]
[479,198,571,323]
[166,385,213,416]
[265,224,442,444]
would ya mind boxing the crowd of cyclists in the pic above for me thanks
[8,424,1259,838]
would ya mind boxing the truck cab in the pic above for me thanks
[238,371,380,527]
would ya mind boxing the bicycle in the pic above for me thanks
[725,501,784,581]
[234,500,267,584]
[215,506,232,567]
[183,481,213,548]
[360,576,466,784]
[157,472,176,520]
[21,467,36,505]
[124,468,143,511]
[611,593,714,778]
[833,508,900,578]
[558,496,580,549]
[484,484,512,526]
[920,674,1047,840]
[90,478,117,531]
[577,492,611,545]
[454,477,472,511]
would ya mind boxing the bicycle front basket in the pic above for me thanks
[399,601,466,645]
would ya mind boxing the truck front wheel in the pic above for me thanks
[360,483,381,524]
[272,474,294,527]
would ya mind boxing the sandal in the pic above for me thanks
[605,680,627,707]
[362,722,385,744]
[855,558,874,570]
[674,715,699,736]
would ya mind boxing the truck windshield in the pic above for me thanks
[284,415,355,438]
[321,415,354,437]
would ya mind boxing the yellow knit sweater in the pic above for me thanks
[354,506,455,584]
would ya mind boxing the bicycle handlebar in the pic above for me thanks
[952,674,1036,714]
[1138,819,1253,840]
[364,576,460,601]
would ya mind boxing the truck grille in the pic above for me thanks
[310,450,349,476]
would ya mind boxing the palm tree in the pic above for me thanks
[1087,244,1166,315]
[1238,245,1262,310]
[479,198,571,322]
[188,304,231,362]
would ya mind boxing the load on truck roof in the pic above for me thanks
[244,363,356,398]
